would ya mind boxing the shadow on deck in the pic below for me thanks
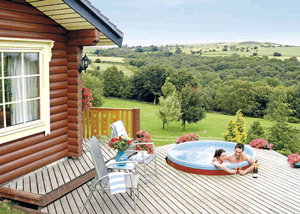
[0,138,100,208]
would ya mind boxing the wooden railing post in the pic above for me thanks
[132,108,140,138]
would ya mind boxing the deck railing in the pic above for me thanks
[82,107,140,139]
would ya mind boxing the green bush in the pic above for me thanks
[245,120,265,144]
[253,53,257,56]
[95,58,101,63]
[273,52,281,57]
[222,110,247,143]
[288,117,300,123]
[276,148,292,157]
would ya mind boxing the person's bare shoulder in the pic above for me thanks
[244,154,255,163]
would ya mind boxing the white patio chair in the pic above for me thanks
[110,120,158,186]
[80,136,140,214]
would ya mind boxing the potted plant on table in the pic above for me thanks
[109,136,134,166]
[287,153,300,168]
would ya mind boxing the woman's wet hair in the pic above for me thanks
[235,143,244,151]
[214,149,226,158]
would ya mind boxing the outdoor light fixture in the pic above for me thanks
[78,54,89,73]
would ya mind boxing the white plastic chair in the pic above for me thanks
[80,136,140,213]
[110,120,158,186]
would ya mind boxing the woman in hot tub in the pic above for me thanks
[212,149,237,174]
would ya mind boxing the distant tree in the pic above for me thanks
[253,53,257,56]
[94,49,100,54]
[240,47,245,51]
[162,77,176,97]
[135,47,143,52]
[95,58,101,63]
[245,120,265,144]
[273,52,281,57]
[151,45,158,52]
[97,66,100,71]
[88,59,92,65]
[266,89,300,154]
[180,84,206,130]
[82,73,104,107]
[102,65,124,97]
[132,65,170,103]
[222,45,228,51]
[230,45,236,51]
[157,92,181,130]
[175,48,182,54]
[289,56,298,62]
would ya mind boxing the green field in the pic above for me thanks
[101,98,300,147]
[88,63,133,76]
[167,42,300,59]
[86,55,125,63]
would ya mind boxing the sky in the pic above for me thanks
[89,0,300,47]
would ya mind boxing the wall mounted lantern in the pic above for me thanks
[78,54,89,73]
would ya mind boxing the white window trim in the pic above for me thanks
[0,37,54,144]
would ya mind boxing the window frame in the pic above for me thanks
[0,38,54,144]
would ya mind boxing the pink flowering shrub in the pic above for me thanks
[135,130,154,154]
[249,138,273,149]
[82,82,93,111]
[176,133,199,144]
[287,153,300,167]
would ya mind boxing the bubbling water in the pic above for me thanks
[172,146,235,165]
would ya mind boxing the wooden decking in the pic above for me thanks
[1,139,300,213]
[42,140,300,214]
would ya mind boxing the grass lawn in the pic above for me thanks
[0,201,23,214]
[101,98,300,147]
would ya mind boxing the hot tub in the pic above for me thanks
[166,141,256,175]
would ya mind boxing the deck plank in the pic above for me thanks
[36,170,46,195]
[57,162,70,184]
[48,166,59,191]
[59,195,72,214]
[77,185,97,214]
[3,139,300,214]
[42,168,53,194]
[65,190,79,214]
[52,164,64,187]
[29,173,38,194]
[23,175,30,193]
[16,178,23,191]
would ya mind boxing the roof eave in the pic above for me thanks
[62,0,123,47]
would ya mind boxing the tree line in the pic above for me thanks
[85,51,300,123]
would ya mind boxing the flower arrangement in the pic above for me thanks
[135,130,154,154]
[175,133,199,144]
[82,82,93,111]
[249,138,274,149]
[109,136,133,152]
[287,153,300,167]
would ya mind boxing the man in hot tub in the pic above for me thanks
[227,143,256,175]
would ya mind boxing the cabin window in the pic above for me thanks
[0,38,54,144]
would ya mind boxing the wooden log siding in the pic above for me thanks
[0,0,69,185]
[66,29,100,157]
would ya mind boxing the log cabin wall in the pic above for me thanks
[0,0,70,185]
[66,29,100,157]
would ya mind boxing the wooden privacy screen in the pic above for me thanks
[82,107,140,139]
